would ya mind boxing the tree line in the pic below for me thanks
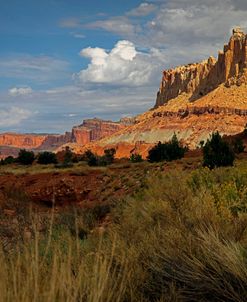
[0,132,245,169]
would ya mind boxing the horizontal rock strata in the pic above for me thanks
[156,28,247,107]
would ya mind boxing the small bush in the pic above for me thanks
[0,156,15,165]
[83,148,116,166]
[130,153,143,163]
[63,146,73,164]
[233,137,245,154]
[17,149,35,165]
[83,150,98,166]
[203,132,235,169]
[57,146,74,167]
[37,151,57,165]
[147,134,187,162]
[98,148,116,166]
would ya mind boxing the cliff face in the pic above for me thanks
[82,28,247,154]
[0,133,48,149]
[156,28,247,107]
[0,118,127,158]
[0,132,72,158]
[71,118,126,145]
[37,132,72,150]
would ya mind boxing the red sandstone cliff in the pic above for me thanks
[0,133,48,149]
[156,28,247,107]
[0,132,72,158]
[80,28,247,155]
[37,132,72,150]
[71,118,127,145]
[0,118,128,158]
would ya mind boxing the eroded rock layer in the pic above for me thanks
[0,132,72,158]
[71,118,127,145]
[0,118,128,158]
[156,28,247,107]
[81,28,247,155]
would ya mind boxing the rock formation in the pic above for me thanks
[83,28,247,154]
[0,132,72,158]
[0,118,127,158]
[0,133,48,149]
[156,28,247,107]
[71,118,126,145]
[2,29,247,159]
[37,132,72,150]
[0,132,73,149]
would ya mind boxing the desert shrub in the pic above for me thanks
[233,137,245,154]
[203,132,235,169]
[54,146,74,168]
[102,148,116,165]
[37,151,57,165]
[83,148,116,166]
[17,149,35,165]
[147,134,187,162]
[83,150,98,166]
[63,146,73,164]
[0,156,15,165]
[130,153,143,163]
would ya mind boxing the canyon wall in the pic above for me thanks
[37,132,72,150]
[0,133,48,149]
[0,132,72,157]
[0,118,127,157]
[153,106,247,118]
[156,28,247,107]
[71,118,126,145]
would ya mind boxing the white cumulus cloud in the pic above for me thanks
[0,107,32,127]
[76,40,163,86]
[8,86,33,97]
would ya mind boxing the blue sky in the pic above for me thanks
[1,0,247,133]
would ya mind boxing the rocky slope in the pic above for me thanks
[71,28,247,157]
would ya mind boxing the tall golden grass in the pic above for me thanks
[0,166,247,301]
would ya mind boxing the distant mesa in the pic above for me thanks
[71,118,129,145]
[0,118,130,158]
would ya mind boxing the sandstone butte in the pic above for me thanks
[62,27,247,158]
[0,118,129,158]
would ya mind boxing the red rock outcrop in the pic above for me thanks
[80,28,247,152]
[0,132,72,158]
[0,132,73,150]
[0,133,48,149]
[156,28,247,107]
[37,132,72,150]
[71,118,126,145]
[0,117,128,158]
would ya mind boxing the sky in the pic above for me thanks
[1,0,247,133]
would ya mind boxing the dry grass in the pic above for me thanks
[0,165,247,301]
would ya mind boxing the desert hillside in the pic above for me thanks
[69,28,247,156]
